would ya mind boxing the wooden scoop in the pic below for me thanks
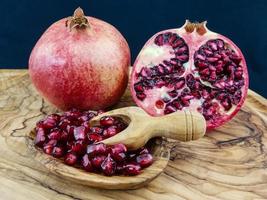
[90,106,206,150]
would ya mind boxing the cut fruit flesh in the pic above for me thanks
[131,21,249,129]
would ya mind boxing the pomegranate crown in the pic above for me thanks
[184,20,207,35]
[66,7,90,30]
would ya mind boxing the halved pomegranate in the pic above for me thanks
[131,21,249,129]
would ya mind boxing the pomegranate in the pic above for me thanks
[29,7,130,110]
[131,21,249,129]
[33,109,154,176]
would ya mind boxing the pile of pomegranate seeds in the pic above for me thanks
[34,109,153,176]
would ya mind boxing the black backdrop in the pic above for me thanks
[0,0,266,97]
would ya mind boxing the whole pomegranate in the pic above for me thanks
[131,21,249,129]
[29,8,130,110]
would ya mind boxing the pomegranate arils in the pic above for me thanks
[71,140,87,155]
[123,163,141,176]
[52,146,64,158]
[131,21,248,129]
[34,128,46,147]
[64,153,77,166]
[88,133,103,143]
[73,126,87,140]
[89,126,103,135]
[91,155,106,169]
[48,129,61,140]
[100,116,116,126]
[103,126,118,138]
[101,154,116,176]
[34,110,153,176]
[40,117,57,129]
[81,154,93,172]
[43,140,57,155]
[136,153,153,168]
[87,143,107,157]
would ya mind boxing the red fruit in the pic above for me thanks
[130,21,249,129]
[58,118,72,130]
[87,143,107,157]
[89,126,104,135]
[81,154,93,172]
[47,114,61,122]
[110,143,127,154]
[123,163,141,176]
[64,153,77,166]
[101,154,116,176]
[34,128,46,147]
[73,126,87,140]
[102,126,118,138]
[111,152,126,163]
[29,7,130,110]
[88,133,103,143]
[43,140,57,155]
[136,153,153,168]
[48,129,61,140]
[40,117,57,129]
[91,155,106,169]
[100,116,116,126]
[70,140,87,155]
[52,146,64,158]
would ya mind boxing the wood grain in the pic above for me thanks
[0,69,267,200]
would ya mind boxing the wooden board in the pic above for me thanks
[0,69,266,200]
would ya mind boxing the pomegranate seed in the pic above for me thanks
[134,83,144,92]
[136,153,153,168]
[48,129,61,140]
[91,155,106,169]
[58,118,72,130]
[71,140,87,155]
[88,133,103,143]
[89,126,103,135]
[34,128,46,147]
[136,92,146,100]
[155,100,164,109]
[64,109,82,118]
[64,153,77,166]
[43,140,57,155]
[116,164,125,174]
[101,154,116,176]
[103,126,118,138]
[100,116,116,126]
[60,130,69,142]
[123,163,141,176]
[73,126,87,140]
[41,117,57,129]
[87,143,107,157]
[52,146,64,158]
[81,154,93,172]
[43,145,53,155]
[78,115,90,122]
[47,114,61,122]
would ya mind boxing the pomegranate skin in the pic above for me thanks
[29,9,130,110]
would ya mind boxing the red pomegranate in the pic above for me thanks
[29,7,130,110]
[130,21,249,129]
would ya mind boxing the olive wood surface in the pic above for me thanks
[0,69,267,199]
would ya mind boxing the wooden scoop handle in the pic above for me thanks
[150,110,206,142]
[94,107,206,150]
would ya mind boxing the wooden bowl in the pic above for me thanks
[27,130,170,189]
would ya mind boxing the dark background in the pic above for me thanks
[0,0,266,97]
